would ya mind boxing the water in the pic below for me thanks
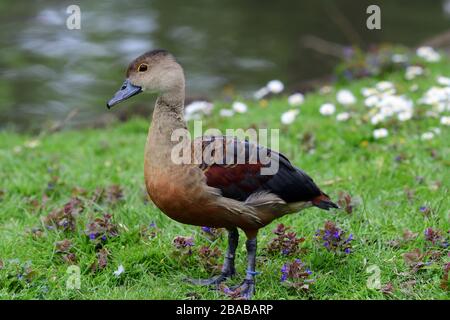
[0,0,449,131]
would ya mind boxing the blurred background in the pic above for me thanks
[1,0,449,131]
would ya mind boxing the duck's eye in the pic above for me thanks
[138,64,148,72]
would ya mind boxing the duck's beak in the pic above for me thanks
[107,79,142,109]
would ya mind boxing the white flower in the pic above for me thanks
[435,102,449,113]
[319,103,336,116]
[419,86,450,106]
[288,93,304,106]
[267,80,284,94]
[219,109,234,117]
[336,89,356,105]
[421,132,434,140]
[114,265,125,277]
[397,111,413,122]
[281,109,299,125]
[441,116,450,126]
[371,113,385,125]
[416,46,441,62]
[373,128,388,139]
[378,94,413,114]
[232,101,248,113]
[379,106,394,117]
[336,112,350,122]
[405,65,424,80]
[253,86,269,100]
[184,101,213,120]
[364,95,379,108]
[430,127,441,135]
[361,87,378,97]
[376,81,394,92]
[437,76,450,86]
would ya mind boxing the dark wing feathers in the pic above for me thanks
[199,137,326,204]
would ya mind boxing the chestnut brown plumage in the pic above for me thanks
[107,49,338,299]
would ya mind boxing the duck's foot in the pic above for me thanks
[185,272,232,286]
[187,228,239,287]
[223,279,255,300]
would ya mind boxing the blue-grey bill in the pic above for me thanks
[107,79,142,108]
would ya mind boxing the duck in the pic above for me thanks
[107,49,338,299]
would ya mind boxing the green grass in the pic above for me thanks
[0,57,449,300]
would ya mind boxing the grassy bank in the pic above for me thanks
[0,53,449,299]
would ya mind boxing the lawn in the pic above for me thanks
[0,49,449,299]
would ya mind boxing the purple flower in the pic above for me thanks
[201,226,212,234]
[149,221,156,228]
[280,259,314,289]
[222,286,232,294]
[173,236,194,250]
[280,264,288,282]
[315,221,353,254]
[89,233,96,240]
[101,235,107,241]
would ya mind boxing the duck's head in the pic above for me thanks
[107,49,184,108]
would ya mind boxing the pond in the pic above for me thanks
[0,0,449,131]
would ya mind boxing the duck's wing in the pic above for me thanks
[194,136,337,210]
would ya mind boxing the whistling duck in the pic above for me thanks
[107,49,338,299]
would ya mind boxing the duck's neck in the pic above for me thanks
[146,88,187,166]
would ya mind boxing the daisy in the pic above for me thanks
[184,101,213,120]
[376,81,394,92]
[416,46,441,62]
[336,89,356,105]
[319,103,336,116]
[373,128,388,139]
[361,87,378,97]
[364,95,379,108]
[397,111,413,122]
[371,113,385,125]
[267,80,284,94]
[336,112,350,122]
[441,116,450,126]
[281,109,299,125]
[421,132,434,140]
[405,66,424,80]
[232,101,248,113]
[437,76,450,86]
[288,93,304,106]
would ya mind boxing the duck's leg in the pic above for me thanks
[187,228,239,286]
[230,236,257,299]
